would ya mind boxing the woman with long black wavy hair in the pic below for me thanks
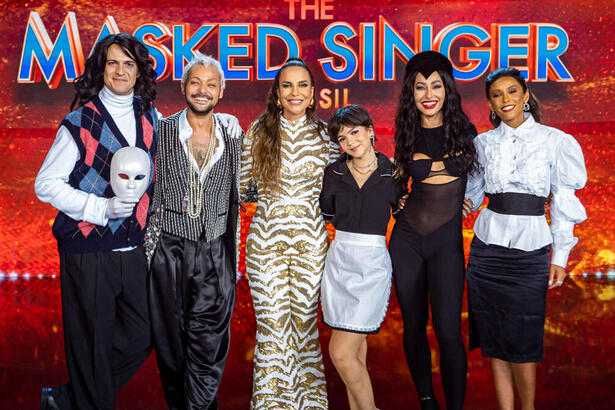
[388,51,476,410]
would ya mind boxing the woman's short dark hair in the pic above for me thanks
[327,105,374,143]
[485,67,541,127]
[70,33,157,115]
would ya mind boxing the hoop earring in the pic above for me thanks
[276,98,282,109]
[309,97,315,108]
[490,110,496,120]
[523,102,530,112]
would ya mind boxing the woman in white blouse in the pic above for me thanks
[465,67,587,410]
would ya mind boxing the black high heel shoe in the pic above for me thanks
[419,395,441,410]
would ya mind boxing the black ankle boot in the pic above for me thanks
[419,395,441,410]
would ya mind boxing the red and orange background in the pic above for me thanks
[1,0,614,408]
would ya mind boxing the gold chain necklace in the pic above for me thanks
[184,116,216,219]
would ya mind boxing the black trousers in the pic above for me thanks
[149,233,236,410]
[389,215,467,410]
[51,247,151,410]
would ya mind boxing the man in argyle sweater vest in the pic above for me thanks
[52,96,156,252]
[34,34,158,410]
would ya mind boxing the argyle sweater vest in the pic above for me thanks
[52,95,158,253]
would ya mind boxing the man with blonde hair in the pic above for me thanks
[146,52,242,409]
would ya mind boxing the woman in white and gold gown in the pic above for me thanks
[240,58,338,409]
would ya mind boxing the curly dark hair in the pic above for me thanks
[252,57,325,193]
[70,33,157,115]
[485,67,541,127]
[394,68,477,184]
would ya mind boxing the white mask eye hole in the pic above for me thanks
[118,173,130,180]
[135,174,146,180]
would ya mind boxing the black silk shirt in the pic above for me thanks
[319,152,407,235]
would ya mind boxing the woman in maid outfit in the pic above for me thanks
[319,105,406,410]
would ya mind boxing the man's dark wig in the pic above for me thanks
[70,33,157,115]
[327,105,374,143]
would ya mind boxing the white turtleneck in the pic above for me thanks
[35,86,142,228]
[98,86,137,145]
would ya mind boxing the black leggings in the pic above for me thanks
[389,214,467,410]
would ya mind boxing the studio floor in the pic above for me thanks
[1,274,614,410]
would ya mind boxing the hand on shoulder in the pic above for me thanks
[216,113,244,139]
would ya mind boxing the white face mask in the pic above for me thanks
[110,147,151,201]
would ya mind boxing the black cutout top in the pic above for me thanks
[401,124,475,235]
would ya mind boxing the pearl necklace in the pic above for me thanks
[183,116,216,219]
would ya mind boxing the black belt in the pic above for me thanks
[486,193,546,216]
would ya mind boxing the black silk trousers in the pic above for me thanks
[149,232,236,410]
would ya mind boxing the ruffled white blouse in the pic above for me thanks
[465,114,587,267]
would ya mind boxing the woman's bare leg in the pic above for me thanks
[491,358,515,410]
[511,362,536,410]
[329,330,376,410]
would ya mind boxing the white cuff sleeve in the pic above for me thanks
[551,247,571,269]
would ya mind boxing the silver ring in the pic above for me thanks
[556,280,564,285]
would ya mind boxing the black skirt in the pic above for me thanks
[466,236,550,363]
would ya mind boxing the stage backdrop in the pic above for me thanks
[1,0,614,409]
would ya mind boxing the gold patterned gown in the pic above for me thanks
[240,115,338,409]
